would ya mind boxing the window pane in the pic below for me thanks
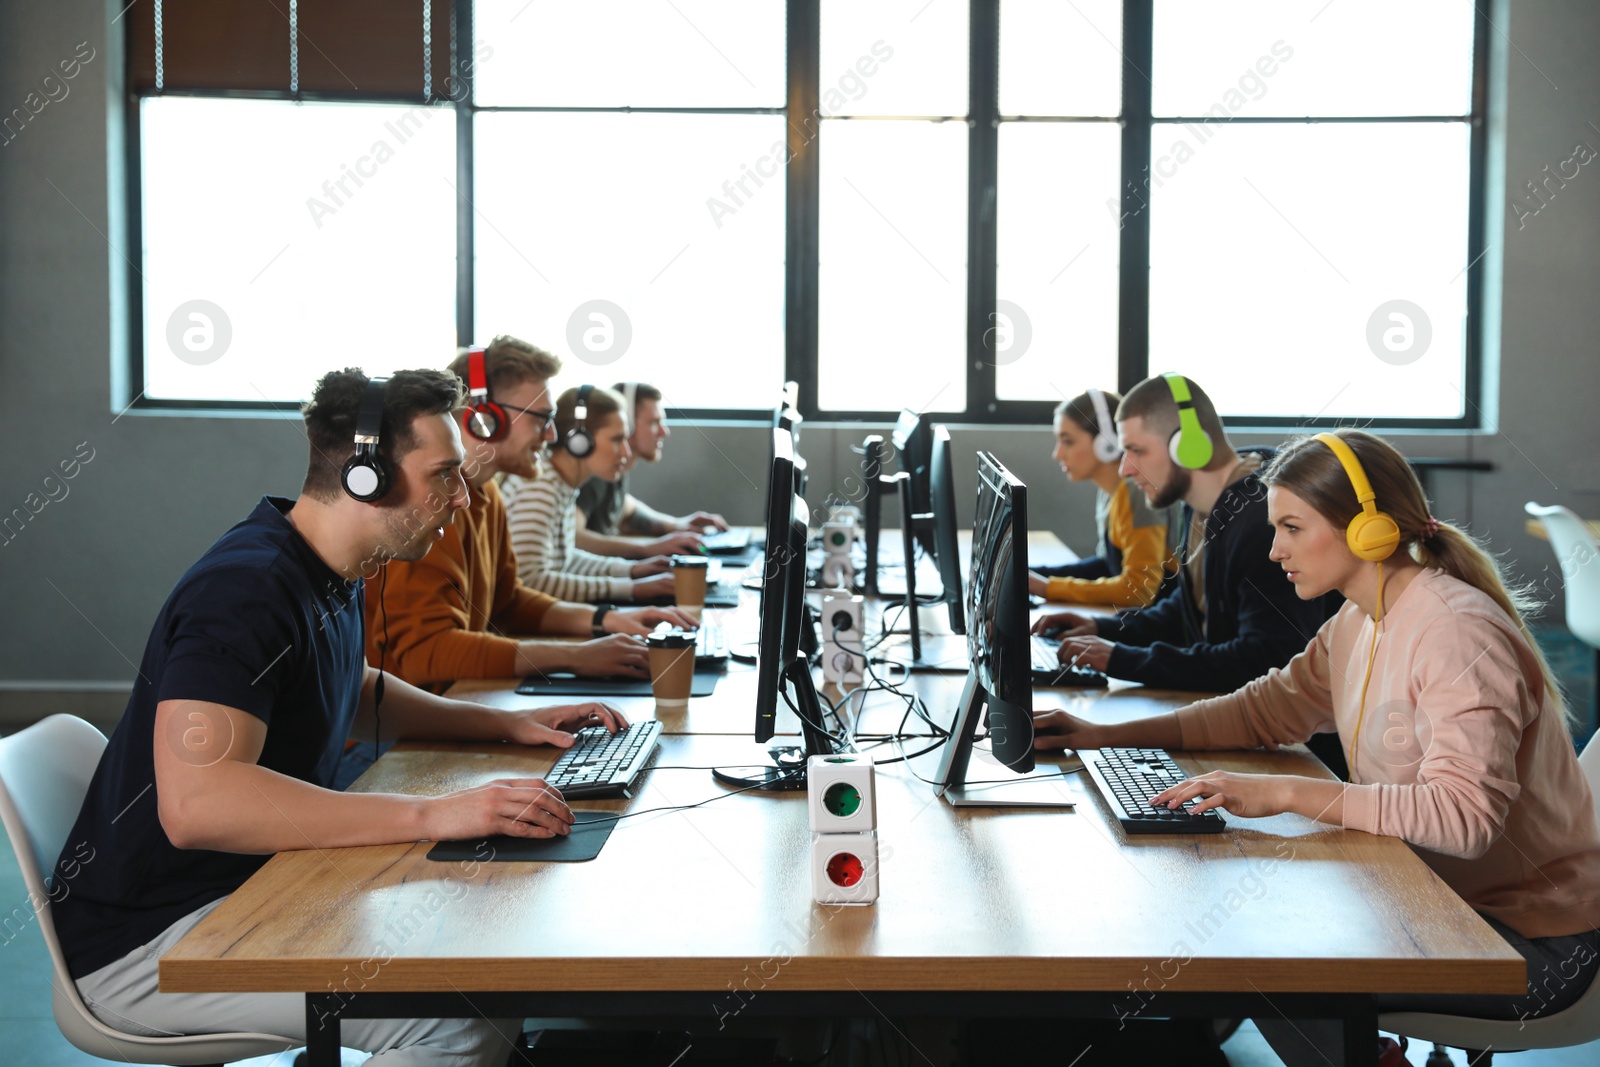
[474,112,785,409]
[1000,0,1122,117]
[820,0,967,117]
[141,97,456,402]
[817,121,967,412]
[474,0,785,108]
[995,122,1121,402]
[1152,0,1474,118]
[1148,122,1470,420]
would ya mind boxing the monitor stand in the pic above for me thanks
[712,658,835,793]
[934,671,1081,808]
[873,482,955,671]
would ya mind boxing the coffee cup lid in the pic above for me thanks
[647,629,696,649]
[670,555,710,569]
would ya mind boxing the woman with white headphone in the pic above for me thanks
[1029,388,1177,608]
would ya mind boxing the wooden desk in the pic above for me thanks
[162,672,1522,1067]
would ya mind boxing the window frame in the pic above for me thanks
[121,0,1490,429]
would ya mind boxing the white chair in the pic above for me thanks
[1526,503,1600,647]
[1380,731,1600,1064]
[1526,503,1600,721]
[0,714,300,1066]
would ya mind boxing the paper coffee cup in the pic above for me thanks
[647,629,696,710]
[671,555,709,610]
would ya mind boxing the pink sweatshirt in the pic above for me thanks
[1177,568,1600,939]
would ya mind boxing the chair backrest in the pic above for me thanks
[0,715,105,890]
[1525,503,1600,648]
[1581,730,1600,823]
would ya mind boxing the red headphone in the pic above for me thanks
[460,346,507,442]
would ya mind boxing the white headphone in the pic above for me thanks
[1088,388,1122,463]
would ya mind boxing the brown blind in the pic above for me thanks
[127,0,455,100]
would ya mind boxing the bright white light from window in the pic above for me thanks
[474,112,786,409]
[817,120,967,413]
[474,0,785,108]
[141,97,456,402]
[995,122,1121,404]
[1148,122,1470,419]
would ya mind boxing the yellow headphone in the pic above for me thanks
[1313,431,1399,779]
[1313,432,1400,563]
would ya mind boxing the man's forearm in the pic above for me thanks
[164,759,429,853]
[620,496,678,536]
[540,601,598,636]
[514,639,582,674]
[353,667,509,744]
[575,527,654,559]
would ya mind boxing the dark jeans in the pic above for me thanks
[333,740,393,791]
[1256,914,1600,1064]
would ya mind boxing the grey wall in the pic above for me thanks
[3,0,1599,726]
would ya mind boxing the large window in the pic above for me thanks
[125,0,1486,427]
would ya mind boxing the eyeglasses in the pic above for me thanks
[500,401,556,428]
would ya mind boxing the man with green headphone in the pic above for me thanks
[1034,374,1343,720]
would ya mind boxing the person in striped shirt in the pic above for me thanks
[504,385,676,603]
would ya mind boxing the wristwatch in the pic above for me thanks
[591,604,615,637]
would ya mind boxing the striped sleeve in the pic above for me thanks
[505,473,635,602]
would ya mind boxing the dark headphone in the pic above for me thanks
[562,384,596,457]
[460,346,507,442]
[341,376,391,502]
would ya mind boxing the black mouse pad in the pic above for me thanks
[426,810,617,863]
[515,669,721,697]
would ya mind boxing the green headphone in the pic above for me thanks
[1162,373,1214,470]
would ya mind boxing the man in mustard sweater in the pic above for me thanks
[364,337,695,694]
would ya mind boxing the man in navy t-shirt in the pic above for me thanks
[53,368,625,1065]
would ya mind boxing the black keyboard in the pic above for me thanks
[1030,635,1109,688]
[544,720,663,799]
[701,528,751,552]
[1079,747,1226,834]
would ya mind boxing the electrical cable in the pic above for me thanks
[572,767,806,827]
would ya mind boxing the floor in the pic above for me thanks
[2,627,1595,1066]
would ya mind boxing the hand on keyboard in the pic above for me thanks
[612,605,700,633]
[422,778,575,839]
[1148,769,1290,819]
[1055,635,1114,674]
[646,530,705,556]
[1030,611,1096,639]
[509,701,630,748]
[569,633,651,677]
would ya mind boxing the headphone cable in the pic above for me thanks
[376,565,388,752]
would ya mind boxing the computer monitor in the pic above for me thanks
[933,451,1036,802]
[928,426,966,635]
[887,423,966,663]
[770,384,805,497]
[857,433,894,595]
[714,429,832,791]
[890,409,934,556]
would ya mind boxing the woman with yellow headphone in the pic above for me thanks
[1033,428,1600,1061]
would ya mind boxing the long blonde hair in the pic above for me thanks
[1263,428,1573,729]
